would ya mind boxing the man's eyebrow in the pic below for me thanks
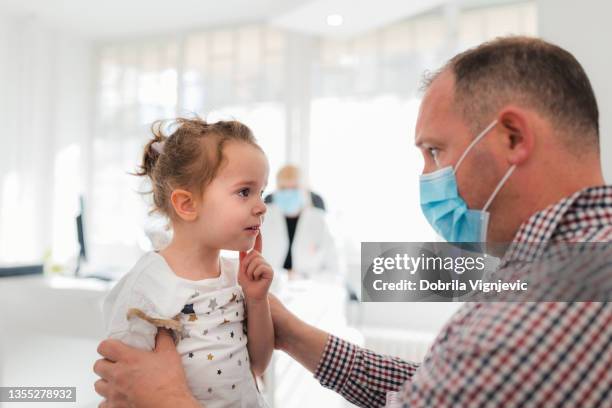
[415,136,427,148]
[415,134,441,148]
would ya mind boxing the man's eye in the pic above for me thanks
[238,188,250,197]
[428,147,439,159]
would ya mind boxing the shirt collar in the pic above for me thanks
[499,185,612,267]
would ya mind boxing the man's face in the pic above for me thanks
[415,70,503,212]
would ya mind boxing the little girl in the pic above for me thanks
[103,117,274,407]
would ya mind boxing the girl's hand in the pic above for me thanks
[238,232,274,301]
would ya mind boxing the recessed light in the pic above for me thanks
[326,14,343,27]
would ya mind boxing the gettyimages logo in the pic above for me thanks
[361,242,612,302]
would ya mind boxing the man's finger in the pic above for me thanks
[155,328,176,352]
[94,379,109,398]
[96,339,127,363]
[254,231,263,253]
[93,358,115,381]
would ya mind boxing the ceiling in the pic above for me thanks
[0,0,312,40]
[0,0,497,41]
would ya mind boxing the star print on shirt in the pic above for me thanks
[190,291,200,299]
[188,352,194,358]
[181,304,195,314]
[208,298,218,310]
[207,353,214,360]
[230,331,234,338]
[230,293,237,302]
[217,369,222,375]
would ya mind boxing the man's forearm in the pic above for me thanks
[279,312,330,373]
[149,393,201,408]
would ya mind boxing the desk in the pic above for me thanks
[0,275,111,408]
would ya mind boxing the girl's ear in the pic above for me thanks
[170,189,198,221]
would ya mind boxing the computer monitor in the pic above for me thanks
[75,195,87,275]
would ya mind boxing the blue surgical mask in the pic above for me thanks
[419,120,516,246]
[274,189,304,216]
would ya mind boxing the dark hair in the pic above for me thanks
[423,36,599,152]
[134,116,261,218]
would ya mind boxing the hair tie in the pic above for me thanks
[151,141,165,154]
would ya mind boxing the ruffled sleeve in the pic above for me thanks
[102,253,185,350]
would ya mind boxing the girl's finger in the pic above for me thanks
[253,264,272,280]
[254,232,263,253]
[246,257,264,280]
[239,251,256,277]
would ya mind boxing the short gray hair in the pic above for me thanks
[423,36,599,153]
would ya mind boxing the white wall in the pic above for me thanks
[538,0,612,182]
[0,10,93,264]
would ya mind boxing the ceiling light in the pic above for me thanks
[326,14,344,27]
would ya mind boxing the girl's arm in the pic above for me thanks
[245,296,275,376]
[239,232,275,376]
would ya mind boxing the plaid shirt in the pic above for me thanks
[314,186,612,407]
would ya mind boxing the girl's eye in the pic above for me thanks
[238,188,250,198]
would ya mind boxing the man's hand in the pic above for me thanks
[238,232,274,301]
[267,293,329,373]
[93,329,198,408]
[267,293,294,352]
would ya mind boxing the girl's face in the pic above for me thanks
[195,141,269,252]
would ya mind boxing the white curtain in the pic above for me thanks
[0,11,92,265]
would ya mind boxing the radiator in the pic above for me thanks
[362,327,436,362]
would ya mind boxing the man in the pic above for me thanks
[94,37,611,407]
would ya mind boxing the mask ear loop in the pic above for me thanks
[454,120,498,174]
[482,164,516,213]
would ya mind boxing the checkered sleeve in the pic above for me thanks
[314,335,420,407]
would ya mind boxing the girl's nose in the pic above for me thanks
[254,199,267,216]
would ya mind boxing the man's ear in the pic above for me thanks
[170,189,198,221]
[496,106,535,166]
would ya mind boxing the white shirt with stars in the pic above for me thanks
[103,252,268,407]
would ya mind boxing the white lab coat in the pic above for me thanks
[260,204,341,279]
